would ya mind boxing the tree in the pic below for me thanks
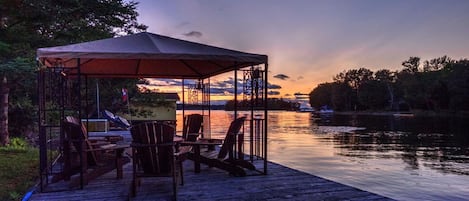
[95,78,141,115]
[423,55,454,72]
[309,82,353,111]
[397,57,430,109]
[396,70,426,110]
[0,58,37,145]
[0,0,146,145]
[333,68,373,110]
[445,60,469,110]
[1,0,147,59]
[358,80,389,110]
[375,69,395,83]
[375,69,396,109]
[330,82,353,111]
[0,77,8,145]
[402,57,420,74]
[309,83,333,109]
[312,56,469,113]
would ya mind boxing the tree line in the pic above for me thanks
[309,56,469,112]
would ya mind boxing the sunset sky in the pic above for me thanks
[135,0,469,101]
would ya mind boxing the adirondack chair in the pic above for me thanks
[60,116,128,187]
[130,121,190,199]
[181,114,203,142]
[182,117,255,176]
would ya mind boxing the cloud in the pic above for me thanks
[208,88,230,95]
[144,78,181,87]
[183,31,203,38]
[141,77,283,97]
[268,91,281,95]
[297,76,304,80]
[267,83,282,89]
[273,74,290,80]
[145,79,214,87]
[204,77,242,95]
[294,92,309,96]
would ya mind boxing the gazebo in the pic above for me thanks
[36,32,268,191]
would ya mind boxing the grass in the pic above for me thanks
[0,139,39,201]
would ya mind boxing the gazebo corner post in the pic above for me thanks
[264,61,268,175]
[76,58,85,189]
[37,62,47,192]
[249,66,255,161]
[96,80,100,118]
[76,58,81,120]
[182,78,185,120]
[84,74,89,136]
[234,67,238,119]
[233,68,237,158]
[208,77,211,128]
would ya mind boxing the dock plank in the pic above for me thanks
[30,159,394,201]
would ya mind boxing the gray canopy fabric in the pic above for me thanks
[37,32,267,79]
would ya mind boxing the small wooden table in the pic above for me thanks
[95,144,129,179]
[113,144,129,179]
[181,139,222,173]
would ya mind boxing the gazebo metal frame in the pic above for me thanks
[36,32,268,191]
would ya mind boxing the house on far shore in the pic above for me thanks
[294,93,315,112]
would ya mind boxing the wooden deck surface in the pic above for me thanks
[30,158,394,201]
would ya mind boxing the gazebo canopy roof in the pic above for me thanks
[37,32,267,79]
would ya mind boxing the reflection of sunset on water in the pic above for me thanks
[181,110,469,201]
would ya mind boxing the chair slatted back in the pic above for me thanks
[182,114,203,141]
[63,116,98,166]
[217,117,246,159]
[131,122,175,174]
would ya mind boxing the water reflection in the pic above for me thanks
[314,114,469,176]
[177,110,469,200]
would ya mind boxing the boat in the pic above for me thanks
[298,103,315,112]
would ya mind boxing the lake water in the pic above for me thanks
[176,110,469,201]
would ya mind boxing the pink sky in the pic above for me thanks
[135,0,469,99]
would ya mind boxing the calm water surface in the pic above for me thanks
[176,110,469,201]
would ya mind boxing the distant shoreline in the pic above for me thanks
[176,107,469,118]
[334,110,469,118]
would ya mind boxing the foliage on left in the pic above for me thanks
[0,138,39,201]
[0,0,147,145]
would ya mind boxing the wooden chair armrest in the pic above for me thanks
[91,134,122,138]
[69,139,110,147]
[180,139,222,146]
[198,138,223,144]
[89,135,124,143]
[86,144,129,152]
[175,132,201,140]
[187,132,202,136]
[131,142,173,148]
[88,138,103,142]
[89,141,111,147]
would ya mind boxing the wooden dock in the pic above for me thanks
[29,159,393,201]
